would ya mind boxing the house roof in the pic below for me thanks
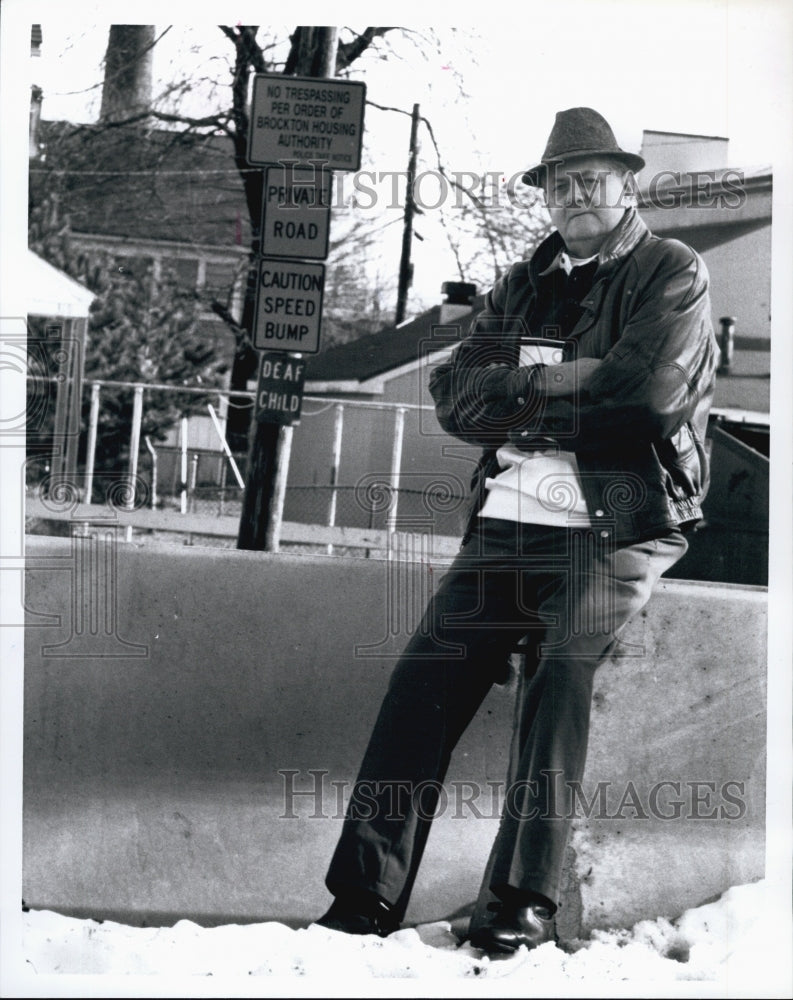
[638,165,772,215]
[32,120,251,250]
[27,249,95,318]
[306,296,485,384]
[641,129,729,142]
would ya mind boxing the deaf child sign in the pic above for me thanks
[255,352,307,425]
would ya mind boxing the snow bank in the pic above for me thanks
[15,879,789,996]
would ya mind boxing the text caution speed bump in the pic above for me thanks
[255,352,307,425]
[253,258,324,355]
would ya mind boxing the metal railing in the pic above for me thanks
[26,375,465,552]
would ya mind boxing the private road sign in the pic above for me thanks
[260,166,332,260]
[248,74,366,171]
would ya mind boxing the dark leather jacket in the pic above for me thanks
[429,209,719,546]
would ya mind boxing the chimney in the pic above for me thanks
[638,130,730,186]
[99,25,155,123]
[717,316,736,374]
[439,281,477,325]
[31,24,42,57]
[29,85,43,158]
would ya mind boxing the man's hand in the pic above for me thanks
[543,357,602,397]
[478,358,602,404]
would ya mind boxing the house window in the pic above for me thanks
[203,259,240,302]
[167,257,199,288]
[114,255,154,280]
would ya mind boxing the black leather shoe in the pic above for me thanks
[314,889,400,938]
[468,901,557,955]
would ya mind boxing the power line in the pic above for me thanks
[30,168,254,177]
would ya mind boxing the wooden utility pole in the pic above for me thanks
[395,103,420,326]
[237,27,340,551]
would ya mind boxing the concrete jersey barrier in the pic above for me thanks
[22,534,767,937]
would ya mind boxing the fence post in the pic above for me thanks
[387,407,407,541]
[326,402,345,554]
[84,381,100,503]
[127,385,144,509]
[216,390,228,488]
[180,416,188,514]
[144,436,158,509]
[265,425,294,553]
[189,453,199,513]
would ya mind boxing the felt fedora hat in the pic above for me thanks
[522,107,645,187]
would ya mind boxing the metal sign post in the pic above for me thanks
[238,70,366,550]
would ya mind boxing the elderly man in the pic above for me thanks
[315,108,718,955]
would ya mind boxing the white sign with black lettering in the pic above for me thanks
[254,258,324,355]
[248,74,366,171]
[261,167,331,260]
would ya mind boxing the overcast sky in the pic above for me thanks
[27,0,788,165]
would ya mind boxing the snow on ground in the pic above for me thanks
[16,880,787,997]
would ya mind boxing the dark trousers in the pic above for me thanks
[325,518,688,921]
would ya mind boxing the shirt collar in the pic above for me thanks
[538,208,648,277]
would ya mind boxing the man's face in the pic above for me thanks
[544,156,631,257]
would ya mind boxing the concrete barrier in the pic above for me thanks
[23,533,767,937]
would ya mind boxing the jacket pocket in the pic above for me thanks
[656,424,703,500]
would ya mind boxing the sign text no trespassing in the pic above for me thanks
[248,74,366,171]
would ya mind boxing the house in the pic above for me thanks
[30,118,250,362]
[637,132,771,585]
[28,23,267,479]
[637,130,771,413]
[277,283,483,538]
[28,117,254,497]
[26,250,96,485]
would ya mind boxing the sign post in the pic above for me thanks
[238,70,365,551]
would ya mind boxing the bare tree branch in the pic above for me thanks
[336,27,397,71]
[210,300,253,351]
[87,108,234,135]
[218,24,264,244]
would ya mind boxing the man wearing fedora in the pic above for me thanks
[314,108,719,954]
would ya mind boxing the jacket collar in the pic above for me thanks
[597,206,648,266]
[532,207,649,281]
